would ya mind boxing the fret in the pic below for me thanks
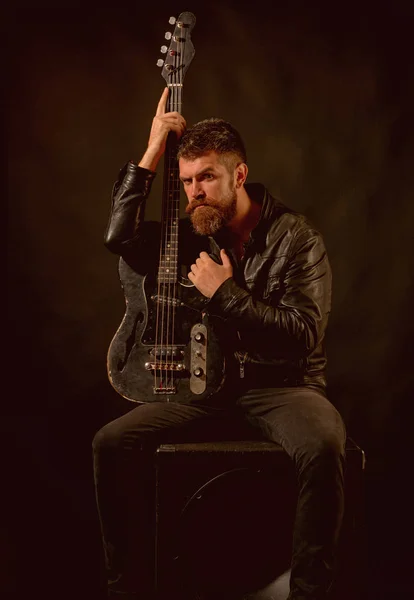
[157,277,178,284]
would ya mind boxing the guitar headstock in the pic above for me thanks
[157,12,196,87]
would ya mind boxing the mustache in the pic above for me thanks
[185,199,222,215]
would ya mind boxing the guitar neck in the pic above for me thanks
[158,137,180,283]
[158,88,183,283]
[157,12,195,284]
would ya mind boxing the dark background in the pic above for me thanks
[5,1,414,598]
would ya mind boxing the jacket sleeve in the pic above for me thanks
[206,229,332,358]
[104,161,157,254]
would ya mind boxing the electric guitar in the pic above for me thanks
[107,12,227,403]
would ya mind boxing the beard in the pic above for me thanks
[185,185,237,236]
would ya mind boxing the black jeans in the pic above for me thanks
[92,383,346,600]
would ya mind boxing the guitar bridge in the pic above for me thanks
[145,362,186,371]
[153,386,176,395]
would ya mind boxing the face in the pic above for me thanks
[179,151,237,236]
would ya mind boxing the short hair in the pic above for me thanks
[177,118,247,168]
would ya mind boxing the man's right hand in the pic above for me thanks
[138,87,186,172]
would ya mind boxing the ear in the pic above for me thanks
[234,162,248,188]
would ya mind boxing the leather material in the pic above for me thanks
[104,162,331,390]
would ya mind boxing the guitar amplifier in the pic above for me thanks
[154,439,365,600]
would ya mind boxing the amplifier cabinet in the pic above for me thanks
[154,439,365,600]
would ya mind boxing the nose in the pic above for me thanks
[190,180,205,201]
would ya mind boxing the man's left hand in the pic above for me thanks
[188,249,233,298]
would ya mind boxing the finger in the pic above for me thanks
[163,115,187,134]
[199,251,210,261]
[163,111,184,120]
[158,115,186,132]
[156,87,169,116]
[188,271,194,281]
[162,117,186,131]
[164,118,186,135]
[177,120,186,138]
[157,115,180,127]
[220,249,231,266]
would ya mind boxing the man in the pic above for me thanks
[93,88,346,600]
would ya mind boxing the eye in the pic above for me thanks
[203,173,213,180]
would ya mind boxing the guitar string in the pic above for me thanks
[161,74,172,389]
[171,33,183,391]
[162,31,180,392]
[154,103,165,391]
[154,141,162,390]
[176,31,185,388]
[161,30,181,390]
[167,62,175,391]
[168,37,181,392]
[166,73,174,391]
[154,22,185,393]
[154,67,171,391]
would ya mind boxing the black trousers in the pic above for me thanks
[93,383,346,600]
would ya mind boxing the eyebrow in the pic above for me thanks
[179,166,216,182]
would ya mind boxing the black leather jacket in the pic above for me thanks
[105,161,332,391]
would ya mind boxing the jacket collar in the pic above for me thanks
[245,182,286,241]
[210,182,285,250]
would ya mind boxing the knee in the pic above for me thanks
[299,429,347,476]
[312,432,345,461]
[92,420,125,455]
[307,405,346,460]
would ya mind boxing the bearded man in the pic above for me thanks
[93,88,346,600]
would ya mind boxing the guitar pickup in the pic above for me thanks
[151,294,182,307]
[149,347,184,358]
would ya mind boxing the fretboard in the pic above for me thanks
[158,86,183,284]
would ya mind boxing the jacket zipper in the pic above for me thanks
[238,351,248,378]
[236,331,248,378]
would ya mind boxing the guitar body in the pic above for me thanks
[107,257,226,403]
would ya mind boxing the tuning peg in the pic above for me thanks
[160,45,168,54]
[156,59,164,67]
[165,31,172,40]
[169,16,176,25]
